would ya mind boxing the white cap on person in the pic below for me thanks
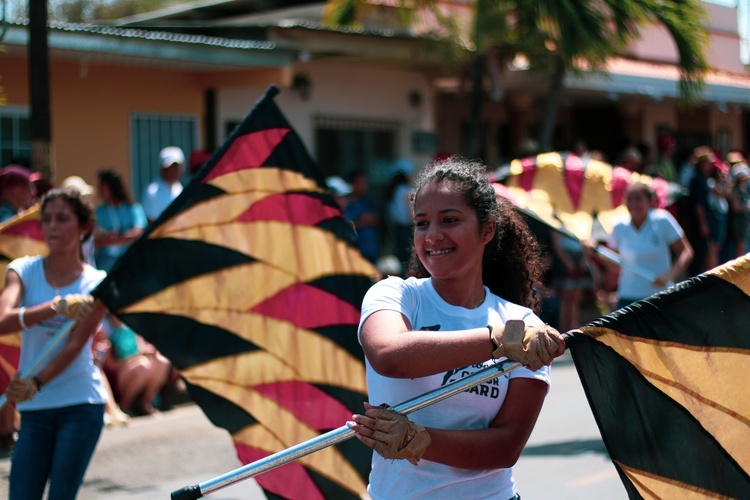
[160,147,186,169]
[325,176,353,196]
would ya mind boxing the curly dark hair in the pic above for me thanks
[404,156,546,311]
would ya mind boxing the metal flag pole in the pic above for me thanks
[171,358,523,500]
[0,319,75,409]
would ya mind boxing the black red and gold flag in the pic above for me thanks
[93,86,379,499]
[493,153,673,241]
[0,206,46,392]
[566,254,750,498]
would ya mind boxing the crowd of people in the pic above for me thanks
[0,134,746,497]
[327,137,749,335]
[543,138,749,329]
[0,146,191,499]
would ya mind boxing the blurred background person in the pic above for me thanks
[29,172,52,203]
[344,169,379,264]
[618,146,643,173]
[0,166,33,222]
[93,170,147,274]
[325,175,353,211]
[549,232,593,331]
[729,167,750,258]
[646,134,677,182]
[102,319,172,417]
[591,183,693,309]
[705,161,731,270]
[142,146,184,223]
[0,165,33,450]
[726,151,747,178]
[683,147,715,275]
[385,158,415,272]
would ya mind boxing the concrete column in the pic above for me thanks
[507,92,535,157]
[618,101,643,144]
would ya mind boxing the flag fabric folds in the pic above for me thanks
[494,152,673,241]
[93,86,379,499]
[0,206,46,393]
[566,254,750,498]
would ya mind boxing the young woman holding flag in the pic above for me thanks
[0,188,109,499]
[346,157,565,499]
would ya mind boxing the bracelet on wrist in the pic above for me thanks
[18,307,28,330]
[32,376,44,391]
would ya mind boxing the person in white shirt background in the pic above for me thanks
[141,146,185,223]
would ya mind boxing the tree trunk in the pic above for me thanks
[29,0,53,180]
[539,57,566,153]
[464,53,484,159]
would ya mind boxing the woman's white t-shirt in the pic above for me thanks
[607,208,683,299]
[358,276,551,500]
[8,255,108,411]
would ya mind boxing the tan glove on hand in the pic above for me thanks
[52,294,95,322]
[5,376,38,403]
[491,320,561,371]
[369,405,432,466]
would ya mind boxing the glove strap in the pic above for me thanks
[491,319,525,359]
[33,376,44,392]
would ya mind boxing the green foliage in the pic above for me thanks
[323,0,708,103]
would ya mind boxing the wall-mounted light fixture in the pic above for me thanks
[409,91,422,108]
[292,75,312,101]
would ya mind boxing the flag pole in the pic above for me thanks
[0,319,76,409]
[171,358,523,500]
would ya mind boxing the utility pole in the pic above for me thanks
[28,0,53,180]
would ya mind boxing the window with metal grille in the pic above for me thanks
[314,115,398,185]
[0,107,31,167]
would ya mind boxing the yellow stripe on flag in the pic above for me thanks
[616,461,728,499]
[191,379,367,496]
[182,330,365,393]
[586,327,750,474]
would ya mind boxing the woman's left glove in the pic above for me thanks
[52,294,95,322]
[5,376,38,403]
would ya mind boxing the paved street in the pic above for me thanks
[0,352,626,499]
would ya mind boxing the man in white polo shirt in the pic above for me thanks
[141,146,185,223]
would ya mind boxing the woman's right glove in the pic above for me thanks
[349,403,432,466]
[491,320,562,371]
[52,294,95,322]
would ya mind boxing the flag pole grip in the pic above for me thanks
[171,359,522,499]
[170,485,203,500]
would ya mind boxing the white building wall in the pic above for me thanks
[627,2,745,73]
[216,62,435,167]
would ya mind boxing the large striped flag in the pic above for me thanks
[0,206,46,392]
[93,86,379,499]
[567,254,750,498]
[492,153,675,242]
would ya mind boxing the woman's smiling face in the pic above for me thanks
[413,181,494,281]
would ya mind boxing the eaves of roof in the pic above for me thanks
[2,19,295,67]
[568,57,750,105]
